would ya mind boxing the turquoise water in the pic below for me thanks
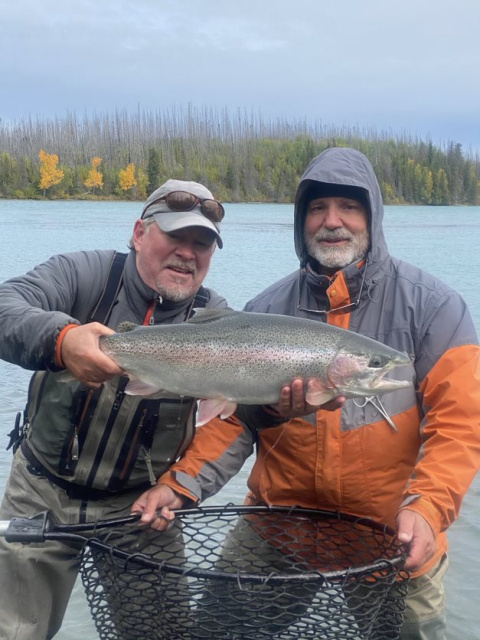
[0,200,479,639]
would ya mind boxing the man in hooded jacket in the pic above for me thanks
[151,148,480,639]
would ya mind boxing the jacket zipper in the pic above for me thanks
[144,295,163,326]
[117,407,148,483]
[84,377,128,489]
[70,389,93,461]
[142,446,157,486]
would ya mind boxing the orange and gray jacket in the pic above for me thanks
[160,148,480,577]
[0,249,228,493]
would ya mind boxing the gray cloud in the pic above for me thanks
[1,0,479,151]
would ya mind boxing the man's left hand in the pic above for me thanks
[396,509,436,571]
[131,484,186,531]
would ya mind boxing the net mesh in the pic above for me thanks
[78,505,409,640]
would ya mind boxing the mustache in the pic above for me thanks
[164,260,197,276]
[312,229,355,242]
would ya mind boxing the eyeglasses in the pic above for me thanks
[142,191,225,223]
[296,262,368,315]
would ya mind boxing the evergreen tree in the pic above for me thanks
[146,147,161,195]
[0,152,19,196]
[433,169,450,205]
[466,168,479,205]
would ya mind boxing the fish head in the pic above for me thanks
[326,345,412,398]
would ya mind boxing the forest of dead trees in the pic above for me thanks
[0,106,478,205]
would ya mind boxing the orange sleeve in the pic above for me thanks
[401,344,480,537]
[158,413,250,501]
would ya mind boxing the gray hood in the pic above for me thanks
[294,147,389,273]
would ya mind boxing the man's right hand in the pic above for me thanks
[60,322,124,387]
[274,378,345,418]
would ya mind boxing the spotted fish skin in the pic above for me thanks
[99,309,411,425]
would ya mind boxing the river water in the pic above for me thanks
[0,200,479,639]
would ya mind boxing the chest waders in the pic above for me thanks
[12,252,210,500]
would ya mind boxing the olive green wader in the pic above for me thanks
[0,448,190,640]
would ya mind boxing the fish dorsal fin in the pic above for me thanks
[187,308,235,324]
[116,321,139,333]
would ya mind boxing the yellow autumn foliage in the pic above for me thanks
[39,149,64,191]
[118,162,137,191]
[84,157,104,190]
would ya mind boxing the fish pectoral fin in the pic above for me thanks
[196,398,238,426]
[124,379,164,396]
[305,379,336,406]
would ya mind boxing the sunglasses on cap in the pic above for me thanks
[142,191,225,223]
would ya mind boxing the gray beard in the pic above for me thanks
[155,284,195,302]
[155,260,197,302]
[304,229,370,270]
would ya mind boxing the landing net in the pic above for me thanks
[74,505,409,639]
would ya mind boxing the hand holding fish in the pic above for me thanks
[60,322,125,388]
[275,378,346,418]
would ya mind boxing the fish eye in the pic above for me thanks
[369,355,385,368]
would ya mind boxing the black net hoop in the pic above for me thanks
[77,505,409,639]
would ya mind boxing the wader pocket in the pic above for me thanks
[107,398,195,491]
[106,400,159,491]
[57,385,97,476]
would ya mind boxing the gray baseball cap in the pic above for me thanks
[141,179,223,248]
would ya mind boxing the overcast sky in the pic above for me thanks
[1,0,479,153]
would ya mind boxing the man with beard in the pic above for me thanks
[0,179,228,640]
[152,148,480,639]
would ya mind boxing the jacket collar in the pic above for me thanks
[304,258,367,306]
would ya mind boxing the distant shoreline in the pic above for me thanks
[0,196,474,207]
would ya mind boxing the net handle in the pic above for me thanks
[0,504,397,541]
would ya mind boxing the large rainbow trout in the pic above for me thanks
[98,309,412,426]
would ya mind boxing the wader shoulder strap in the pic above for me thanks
[88,252,127,324]
[193,286,209,309]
